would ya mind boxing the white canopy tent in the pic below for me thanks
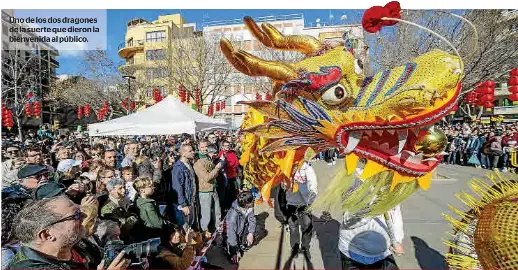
[88,95,229,136]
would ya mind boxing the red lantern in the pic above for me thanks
[32,101,41,119]
[186,91,190,103]
[84,104,90,116]
[5,109,13,130]
[216,102,221,111]
[256,92,262,100]
[195,88,201,110]
[476,87,493,95]
[208,104,214,116]
[77,106,83,119]
[25,102,32,118]
[27,92,34,100]
[509,93,518,101]
[510,68,518,76]
[131,101,136,110]
[508,77,518,85]
[265,92,273,101]
[221,100,226,110]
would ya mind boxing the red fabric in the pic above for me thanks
[383,1,401,26]
[71,249,87,264]
[362,6,389,33]
[362,1,401,33]
[218,150,239,179]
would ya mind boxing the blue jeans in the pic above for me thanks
[503,153,509,168]
[480,153,490,168]
[199,191,221,233]
[448,151,457,164]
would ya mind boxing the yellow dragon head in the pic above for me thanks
[221,14,464,215]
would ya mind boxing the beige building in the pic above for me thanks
[118,14,197,104]
[203,14,367,128]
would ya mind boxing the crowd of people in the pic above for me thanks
[436,121,518,172]
[0,127,263,269]
[5,120,508,269]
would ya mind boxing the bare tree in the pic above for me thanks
[1,44,45,140]
[366,10,518,119]
[50,50,133,119]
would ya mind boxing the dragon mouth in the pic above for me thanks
[335,83,460,177]
[338,127,441,177]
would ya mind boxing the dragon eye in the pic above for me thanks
[321,84,348,106]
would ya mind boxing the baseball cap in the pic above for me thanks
[34,182,66,200]
[57,159,82,173]
[17,164,48,179]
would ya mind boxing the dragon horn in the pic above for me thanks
[244,16,322,55]
[220,38,297,82]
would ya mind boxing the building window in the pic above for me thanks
[2,24,8,36]
[147,87,167,97]
[146,68,169,80]
[127,38,133,47]
[146,49,167,61]
[146,31,166,43]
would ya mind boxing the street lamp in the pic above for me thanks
[122,75,136,115]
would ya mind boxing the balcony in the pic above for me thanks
[49,57,59,68]
[494,105,518,115]
[118,39,144,59]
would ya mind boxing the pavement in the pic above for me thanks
[207,160,513,269]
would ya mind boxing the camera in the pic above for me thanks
[103,238,161,267]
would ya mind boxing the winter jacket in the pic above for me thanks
[153,245,195,270]
[171,160,195,207]
[218,150,239,179]
[464,136,481,154]
[226,200,256,254]
[7,245,85,270]
[135,196,167,229]
[193,157,220,192]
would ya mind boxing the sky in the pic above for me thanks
[53,9,366,75]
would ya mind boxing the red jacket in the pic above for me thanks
[218,150,239,179]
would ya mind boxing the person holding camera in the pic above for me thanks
[193,140,224,238]
[152,226,201,270]
[6,196,129,270]
[226,191,256,264]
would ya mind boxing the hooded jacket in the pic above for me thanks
[226,200,256,253]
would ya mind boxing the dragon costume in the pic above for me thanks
[220,1,463,217]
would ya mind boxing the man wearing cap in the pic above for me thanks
[194,140,224,236]
[2,165,49,200]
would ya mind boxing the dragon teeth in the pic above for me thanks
[363,130,372,137]
[344,131,362,154]
[397,130,408,154]
[386,129,395,135]
[374,130,384,136]
[423,157,439,165]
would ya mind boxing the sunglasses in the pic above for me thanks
[43,209,85,229]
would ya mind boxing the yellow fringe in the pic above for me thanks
[443,172,518,269]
